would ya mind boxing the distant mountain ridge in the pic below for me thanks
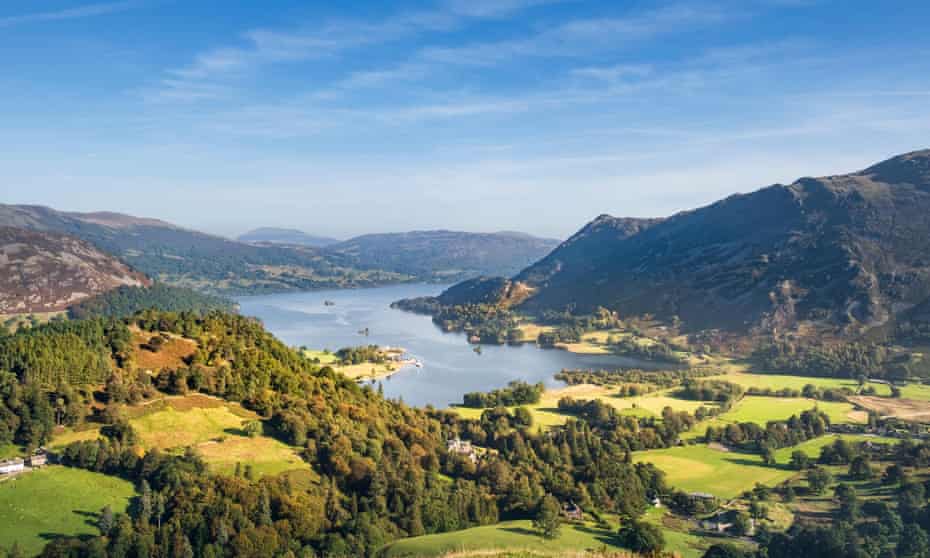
[328,229,561,282]
[238,227,341,247]
[429,149,930,337]
[0,205,560,294]
[0,226,149,314]
[0,204,402,294]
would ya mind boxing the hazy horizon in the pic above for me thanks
[3,0,929,238]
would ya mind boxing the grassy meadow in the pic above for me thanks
[52,394,311,479]
[633,444,795,500]
[0,466,135,555]
[635,433,902,501]
[302,348,404,380]
[453,384,718,428]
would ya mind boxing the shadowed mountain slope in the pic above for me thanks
[430,149,930,335]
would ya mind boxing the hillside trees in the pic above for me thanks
[36,309,667,557]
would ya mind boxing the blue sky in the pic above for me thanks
[2,0,929,239]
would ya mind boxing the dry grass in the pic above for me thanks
[515,323,555,342]
[336,361,400,380]
[49,426,103,448]
[196,436,311,478]
[848,395,930,421]
[131,328,197,371]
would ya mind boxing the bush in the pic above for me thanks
[618,520,665,556]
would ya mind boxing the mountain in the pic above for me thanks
[0,204,409,294]
[0,226,149,314]
[238,227,341,247]
[0,205,558,292]
[428,149,930,336]
[329,230,561,282]
[515,215,663,286]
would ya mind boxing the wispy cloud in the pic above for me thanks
[0,1,134,28]
[421,3,733,65]
[571,64,654,83]
[149,0,561,103]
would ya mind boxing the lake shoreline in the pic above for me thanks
[238,283,663,408]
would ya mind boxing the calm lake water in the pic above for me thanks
[238,284,658,408]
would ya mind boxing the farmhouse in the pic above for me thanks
[447,437,478,463]
[701,510,755,536]
[27,450,48,468]
[0,458,24,475]
[561,501,583,521]
[688,492,717,503]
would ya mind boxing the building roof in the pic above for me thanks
[688,492,716,499]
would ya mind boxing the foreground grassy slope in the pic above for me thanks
[380,516,712,558]
[0,466,135,555]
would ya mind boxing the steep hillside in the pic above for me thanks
[0,205,409,294]
[0,227,148,314]
[330,230,560,281]
[429,149,930,336]
[238,227,340,247]
[515,215,662,286]
[67,283,236,319]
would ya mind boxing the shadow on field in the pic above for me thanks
[500,526,537,536]
[574,523,619,545]
[724,456,793,471]
[73,509,102,528]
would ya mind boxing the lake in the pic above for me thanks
[238,283,659,408]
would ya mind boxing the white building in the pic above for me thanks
[0,458,24,475]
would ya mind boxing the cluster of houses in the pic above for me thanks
[0,449,48,476]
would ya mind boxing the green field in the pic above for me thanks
[772,433,900,462]
[683,395,862,442]
[636,433,900,500]
[634,444,795,500]
[0,466,135,555]
[453,384,717,429]
[713,371,883,393]
[302,349,339,364]
[380,515,714,558]
[711,368,930,403]
[0,443,21,460]
[897,383,930,401]
[720,396,857,425]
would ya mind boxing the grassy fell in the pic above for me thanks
[380,516,705,558]
[51,394,311,479]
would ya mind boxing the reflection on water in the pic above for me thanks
[238,284,661,408]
